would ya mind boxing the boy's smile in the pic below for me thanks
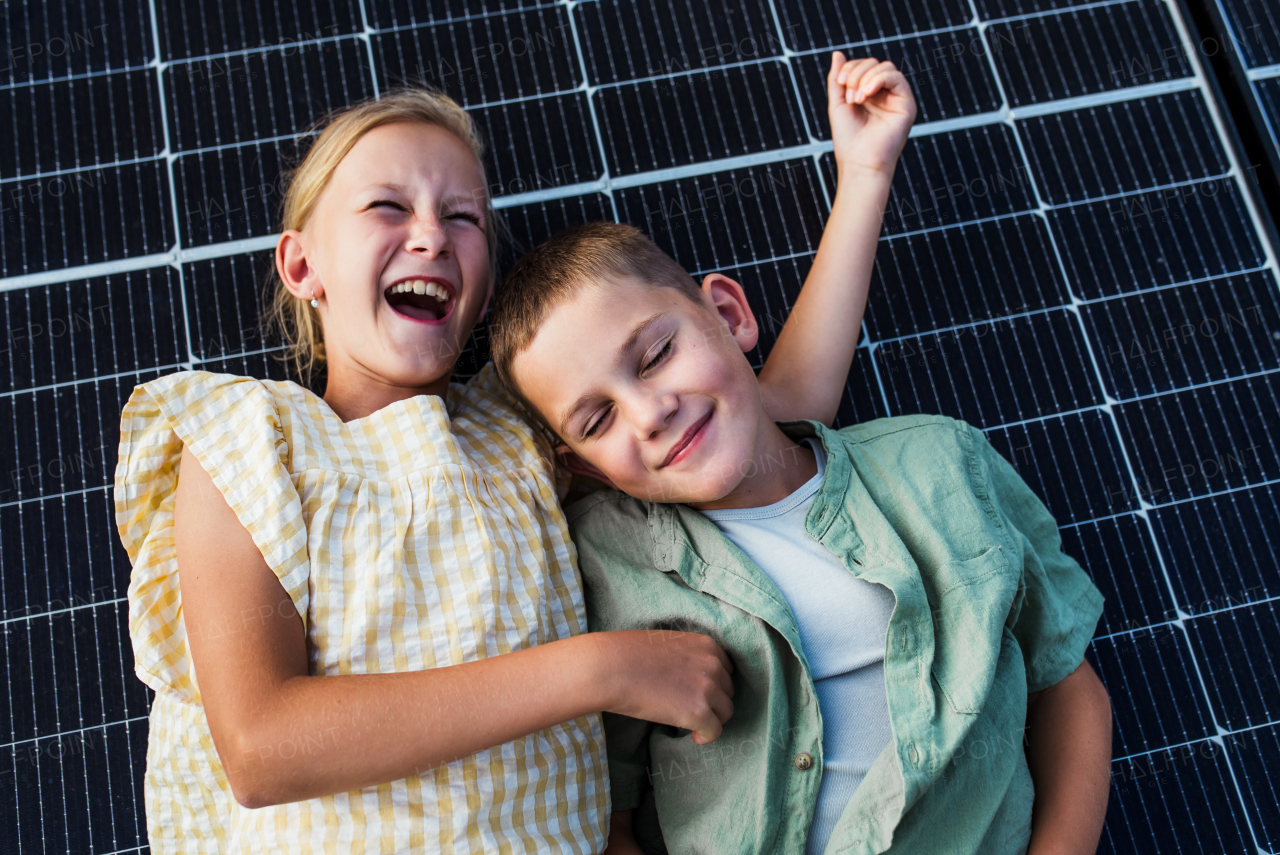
[511,276,816,509]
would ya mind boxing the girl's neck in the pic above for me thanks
[322,359,452,422]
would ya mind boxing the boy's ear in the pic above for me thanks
[555,444,619,491]
[699,273,759,353]
[277,229,324,303]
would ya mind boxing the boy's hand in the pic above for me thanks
[828,51,917,178]
[595,630,735,744]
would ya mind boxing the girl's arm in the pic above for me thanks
[175,446,734,808]
[1024,659,1113,854]
[757,52,917,426]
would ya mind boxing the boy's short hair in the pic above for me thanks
[491,222,702,394]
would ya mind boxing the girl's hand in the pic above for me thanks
[595,630,735,744]
[827,51,918,178]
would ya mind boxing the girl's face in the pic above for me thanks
[282,122,492,400]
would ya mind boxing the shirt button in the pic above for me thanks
[909,745,920,765]
[794,752,814,771]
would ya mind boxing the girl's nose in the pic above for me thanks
[406,213,451,258]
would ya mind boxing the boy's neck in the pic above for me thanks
[689,419,819,512]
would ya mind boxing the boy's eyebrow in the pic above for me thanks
[621,312,666,359]
[558,311,666,437]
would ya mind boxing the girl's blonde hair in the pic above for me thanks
[265,88,500,385]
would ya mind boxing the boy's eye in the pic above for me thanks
[642,338,674,374]
[447,211,482,226]
[583,405,612,440]
[367,199,407,212]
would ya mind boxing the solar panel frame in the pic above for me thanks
[1192,0,1280,249]
[0,0,1277,851]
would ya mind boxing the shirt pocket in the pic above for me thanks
[929,545,1020,715]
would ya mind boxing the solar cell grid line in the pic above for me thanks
[964,0,1277,846]
[369,6,582,106]
[13,263,129,850]
[1149,481,1280,618]
[557,0,622,225]
[1016,92,1231,206]
[0,1,155,89]
[775,0,973,50]
[591,62,810,177]
[145,3,200,452]
[163,37,376,154]
[0,70,165,181]
[153,0,364,63]
[0,75,1229,295]
[1081,271,1280,400]
[574,0,783,87]
[985,0,1193,106]
[1058,515,1170,637]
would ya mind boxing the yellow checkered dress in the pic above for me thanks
[114,365,609,854]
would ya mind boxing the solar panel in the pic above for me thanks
[1,1,1278,853]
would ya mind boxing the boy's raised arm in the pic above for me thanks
[757,52,917,426]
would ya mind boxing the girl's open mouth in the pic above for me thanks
[384,278,455,323]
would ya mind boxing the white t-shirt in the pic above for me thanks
[700,439,896,855]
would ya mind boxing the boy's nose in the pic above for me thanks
[627,392,678,440]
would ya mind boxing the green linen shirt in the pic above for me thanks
[568,415,1105,855]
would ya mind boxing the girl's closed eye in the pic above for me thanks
[447,210,482,226]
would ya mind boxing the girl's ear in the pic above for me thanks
[555,444,618,491]
[699,273,760,353]
[277,229,323,302]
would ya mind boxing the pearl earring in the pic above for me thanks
[309,293,319,308]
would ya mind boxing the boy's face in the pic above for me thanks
[511,275,770,505]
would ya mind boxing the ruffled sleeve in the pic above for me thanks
[114,371,310,703]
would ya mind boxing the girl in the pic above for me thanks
[116,53,891,853]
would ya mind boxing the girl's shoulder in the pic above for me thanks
[125,369,314,431]
[451,363,565,477]
[116,370,313,703]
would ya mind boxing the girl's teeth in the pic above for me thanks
[388,280,449,300]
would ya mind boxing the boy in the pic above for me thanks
[490,57,1112,855]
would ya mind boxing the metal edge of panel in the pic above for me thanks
[1175,0,1280,257]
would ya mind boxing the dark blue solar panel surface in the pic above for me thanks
[1,1,1278,853]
